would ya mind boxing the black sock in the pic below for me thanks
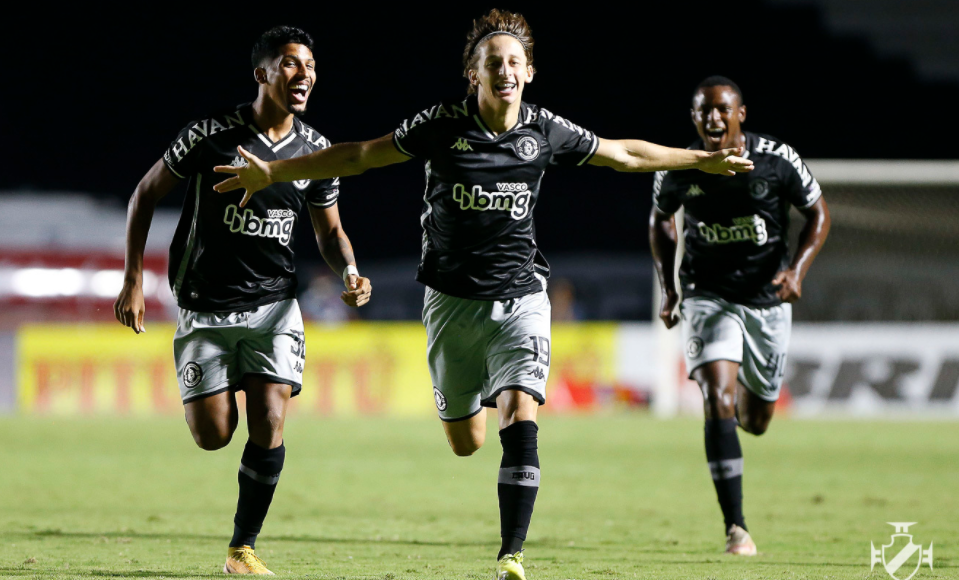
[704,418,745,533]
[497,420,539,560]
[230,441,285,549]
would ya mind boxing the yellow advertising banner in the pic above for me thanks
[16,322,623,415]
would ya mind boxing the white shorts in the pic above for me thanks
[422,286,551,422]
[173,299,305,404]
[680,296,791,402]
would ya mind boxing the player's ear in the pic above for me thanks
[690,108,697,127]
[525,64,534,84]
[739,105,747,124]
[468,68,479,88]
[253,67,267,85]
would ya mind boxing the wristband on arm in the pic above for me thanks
[342,264,359,283]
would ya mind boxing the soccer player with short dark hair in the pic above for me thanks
[214,11,752,579]
[114,25,371,574]
[650,76,830,555]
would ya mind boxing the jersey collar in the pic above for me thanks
[245,105,299,153]
[469,94,527,141]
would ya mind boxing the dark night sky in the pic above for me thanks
[3,2,957,263]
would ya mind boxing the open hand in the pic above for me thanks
[114,281,146,334]
[659,288,680,329]
[699,146,754,176]
[213,146,273,207]
[341,275,372,307]
[772,269,802,302]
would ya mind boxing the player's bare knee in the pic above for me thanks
[702,384,736,419]
[741,417,770,436]
[449,438,482,457]
[192,425,234,450]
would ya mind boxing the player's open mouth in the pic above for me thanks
[289,82,310,104]
[705,127,725,143]
[495,82,517,97]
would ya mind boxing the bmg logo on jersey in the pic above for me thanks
[698,214,768,246]
[452,183,531,220]
[223,204,295,246]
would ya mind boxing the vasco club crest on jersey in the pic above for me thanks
[870,523,933,580]
[686,337,704,358]
[293,179,312,190]
[433,387,447,411]
[750,178,770,198]
[183,362,203,388]
[515,136,540,161]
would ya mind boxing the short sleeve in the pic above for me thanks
[307,177,340,208]
[540,109,600,167]
[162,121,205,179]
[392,106,442,159]
[652,170,682,214]
[778,144,822,209]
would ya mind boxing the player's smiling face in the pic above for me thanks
[258,43,316,116]
[691,86,746,152]
[471,35,533,106]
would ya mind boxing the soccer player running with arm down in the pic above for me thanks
[214,11,751,579]
[114,26,371,575]
[650,77,830,556]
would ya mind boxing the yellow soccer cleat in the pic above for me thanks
[725,524,758,556]
[496,551,526,580]
[224,546,275,575]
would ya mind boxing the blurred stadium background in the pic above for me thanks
[2,1,957,421]
[2,2,959,578]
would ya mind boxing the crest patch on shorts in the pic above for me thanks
[183,362,203,388]
[686,337,704,359]
[516,136,540,161]
[433,387,447,411]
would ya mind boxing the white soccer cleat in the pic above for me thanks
[725,524,757,556]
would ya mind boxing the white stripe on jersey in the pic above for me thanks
[272,132,297,153]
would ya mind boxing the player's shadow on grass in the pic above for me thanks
[6,529,498,548]
[0,570,201,578]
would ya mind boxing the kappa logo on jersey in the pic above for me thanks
[451,183,531,220]
[698,215,769,246]
[451,138,473,152]
[293,179,311,190]
[516,136,540,161]
[687,184,705,197]
[223,205,296,246]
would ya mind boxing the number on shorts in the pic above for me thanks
[529,336,550,366]
[290,330,306,360]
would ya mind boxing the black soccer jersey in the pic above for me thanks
[393,94,599,300]
[653,131,822,307]
[162,103,339,312]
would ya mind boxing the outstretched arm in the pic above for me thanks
[214,134,408,207]
[771,197,830,302]
[589,138,753,175]
[650,206,682,328]
[114,159,180,334]
[308,204,372,308]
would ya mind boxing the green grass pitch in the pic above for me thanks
[1,415,956,579]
